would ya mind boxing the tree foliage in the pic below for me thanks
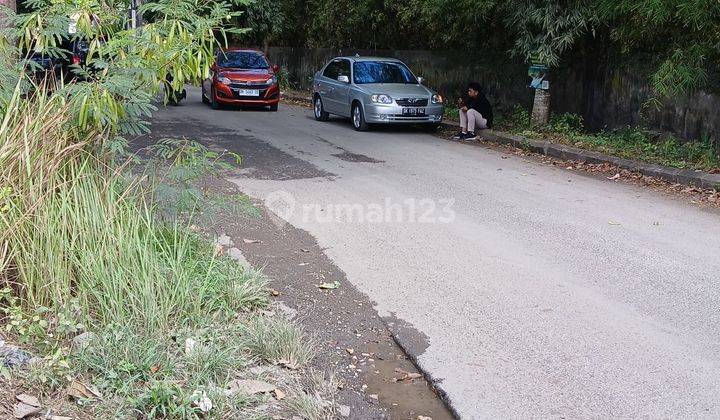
[502,1,599,66]
[1,0,245,137]
[235,0,720,97]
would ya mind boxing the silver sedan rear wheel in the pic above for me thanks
[352,103,368,131]
[314,96,329,121]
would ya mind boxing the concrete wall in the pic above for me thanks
[267,47,719,142]
[267,47,531,117]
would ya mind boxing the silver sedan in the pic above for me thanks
[312,56,445,131]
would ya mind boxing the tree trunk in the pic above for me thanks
[262,36,270,55]
[532,88,550,125]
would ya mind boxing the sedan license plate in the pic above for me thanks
[234,89,260,97]
[402,107,426,116]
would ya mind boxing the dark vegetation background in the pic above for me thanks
[236,0,720,144]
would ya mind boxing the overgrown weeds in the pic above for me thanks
[497,106,720,171]
[0,0,335,412]
[241,316,316,369]
[0,80,327,418]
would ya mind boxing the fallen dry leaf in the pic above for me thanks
[607,173,621,180]
[300,248,310,252]
[66,380,102,400]
[345,348,354,355]
[273,388,286,400]
[213,244,224,256]
[608,220,621,226]
[13,402,41,419]
[226,379,276,396]
[243,238,261,244]
[393,368,422,381]
[15,394,40,408]
[270,289,280,296]
[318,281,340,290]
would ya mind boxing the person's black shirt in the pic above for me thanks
[462,93,494,128]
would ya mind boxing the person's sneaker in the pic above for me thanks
[464,131,478,141]
[452,131,467,140]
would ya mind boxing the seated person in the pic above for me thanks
[453,82,493,140]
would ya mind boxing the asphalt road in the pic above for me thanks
[152,88,720,419]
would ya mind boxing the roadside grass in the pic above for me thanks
[241,315,316,369]
[286,370,341,420]
[496,106,720,172]
[0,85,334,417]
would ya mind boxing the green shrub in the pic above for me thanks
[496,104,719,170]
[499,105,531,131]
[550,112,584,135]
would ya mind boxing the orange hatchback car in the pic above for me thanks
[201,48,280,111]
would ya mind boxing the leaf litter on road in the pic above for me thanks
[318,281,341,290]
[393,368,423,382]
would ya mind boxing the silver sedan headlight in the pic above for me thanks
[370,94,393,104]
[431,94,443,104]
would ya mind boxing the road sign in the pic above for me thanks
[528,63,549,90]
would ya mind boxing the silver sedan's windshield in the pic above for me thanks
[353,61,417,84]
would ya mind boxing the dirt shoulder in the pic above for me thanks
[195,174,455,420]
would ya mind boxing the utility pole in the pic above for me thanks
[130,0,136,29]
[129,0,142,29]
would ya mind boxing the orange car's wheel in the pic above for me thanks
[201,84,209,104]
[210,87,220,110]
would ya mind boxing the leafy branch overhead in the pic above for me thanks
[2,0,248,137]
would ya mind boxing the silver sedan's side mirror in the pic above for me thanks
[417,76,424,84]
[337,75,350,83]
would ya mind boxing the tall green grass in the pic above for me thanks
[0,84,266,331]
